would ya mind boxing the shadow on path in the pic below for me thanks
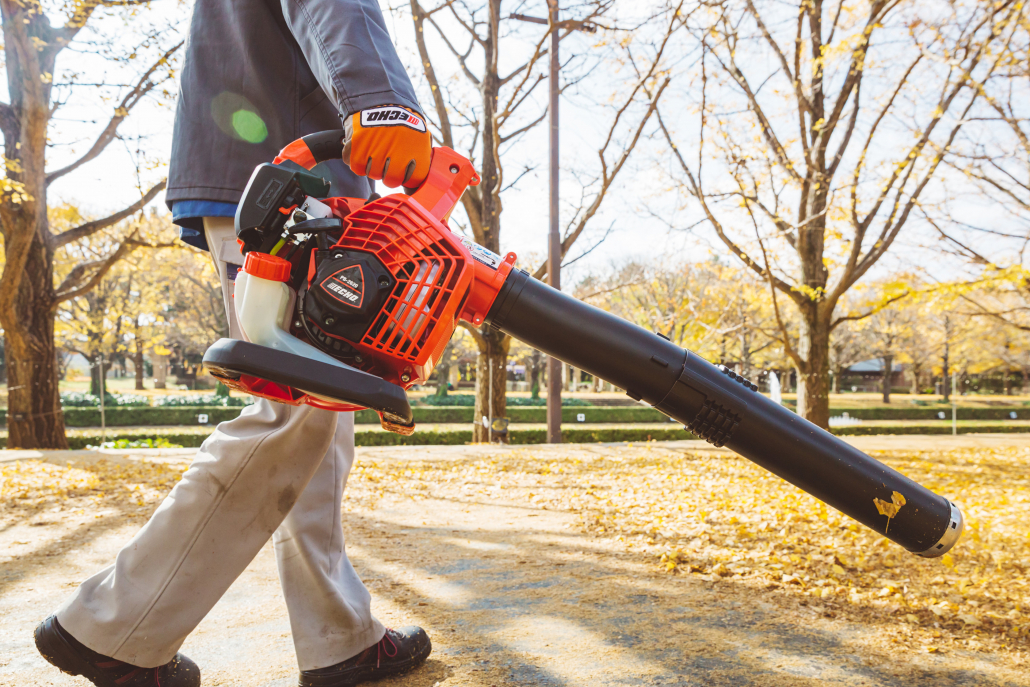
[338,494,1024,687]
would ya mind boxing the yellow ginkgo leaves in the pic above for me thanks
[873,491,907,532]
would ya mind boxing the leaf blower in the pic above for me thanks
[203,131,963,559]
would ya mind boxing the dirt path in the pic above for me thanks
[2,436,1028,686]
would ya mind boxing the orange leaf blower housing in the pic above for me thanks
[217,132,515,416]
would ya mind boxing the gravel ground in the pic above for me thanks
[1,435,1028,686]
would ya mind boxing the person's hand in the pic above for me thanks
[343,105,431,189]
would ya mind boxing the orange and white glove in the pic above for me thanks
[343,105,431,189]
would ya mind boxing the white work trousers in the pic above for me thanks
[56,217,385,670]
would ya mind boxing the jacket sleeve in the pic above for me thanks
[280,0,422,117]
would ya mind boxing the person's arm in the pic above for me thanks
[281,0,431,188]
[280,0,420,119]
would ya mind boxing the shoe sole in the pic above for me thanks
[299,639,432,687]
[35,616,115,687]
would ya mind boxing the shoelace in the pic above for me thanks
[96,660,161,686]
[376,630,399,668]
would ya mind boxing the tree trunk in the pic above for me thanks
[909,364,920,395]
[133,339,146,391]
[831,364,842,394]
[89,356,109,397]
[529,349,541,399]
[472,326,510,442]
[882,354,893,404]
[435,359,450,397]
[3,246,68,449]
[435,341,453,397]
[795,311,831,429]
[739,327,752,380]
[942,337,951,402]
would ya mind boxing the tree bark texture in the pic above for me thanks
[472,326,510,443]
[794,307,831,429]
[3,246,67,449]
[881,354,893,404]
[133,341,145,391]
[435,341,453,397]
[529,349,541,399]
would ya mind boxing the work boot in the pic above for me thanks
[298,626,432,687]
[34,615,201,687]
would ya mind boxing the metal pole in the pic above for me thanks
[951,372,957,436]
[488,355,493,443]
[98,353,106,447]
[546,0,563,444]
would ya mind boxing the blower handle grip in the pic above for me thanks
[408,147,481,222]
[273,131,480,222]
[273,129,347,168]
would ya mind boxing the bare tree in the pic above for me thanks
[657,0,1023,427]
[0,1,181,447]
[406,0,677,439]
[928,14,1030,334]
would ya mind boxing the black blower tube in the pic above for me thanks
[487,270,963,557]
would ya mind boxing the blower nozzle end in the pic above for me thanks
[915,501,964,558]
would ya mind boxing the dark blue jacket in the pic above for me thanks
[168,0,422,249]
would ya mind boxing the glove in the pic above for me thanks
[343,105,431,189]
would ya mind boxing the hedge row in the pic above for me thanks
[0,406,245,428]
[830,423,1030,436]
[421,394,591,407]
[1,404,1027,429]
[355,406,675,424]
[823,407,1029,420]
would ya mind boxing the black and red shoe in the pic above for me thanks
[299,626,432,687]
[34,615,201,687]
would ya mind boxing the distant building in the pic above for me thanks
[843,358,905,392]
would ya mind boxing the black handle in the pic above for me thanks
[286,218,343,234]
[301,129,346,165]
[203,338,412,425]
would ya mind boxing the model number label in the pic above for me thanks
[459,237,501,270]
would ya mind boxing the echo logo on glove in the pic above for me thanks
[360,106,426,133]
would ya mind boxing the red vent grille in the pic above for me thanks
[332,197,468,363]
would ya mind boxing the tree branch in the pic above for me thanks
[830,291,911,330]
[655,108,800,302]
[410,0,456,148]
[533,74,671,282]
[55,180,166,247]
[45,41,182,185]
[53,235,138,305]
